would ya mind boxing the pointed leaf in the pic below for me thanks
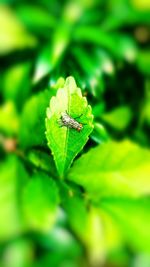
[45,76,93,178]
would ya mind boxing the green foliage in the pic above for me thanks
[3,62,32,110]
[101,106,133,131]
[27,149,57,176]
[0,0,150,267]
[0,102,19,135]
[22,172,59,231]
[0,5,36,54]
[19,89,54,149]
[68,140,150,198]
[100,197,150,251]
[0,156,27,241]
[60,182,88,240]
[46,76,93,178]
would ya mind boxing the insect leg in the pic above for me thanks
[57,118,64,128]
[74,114,83,119]
[59,125,64,128]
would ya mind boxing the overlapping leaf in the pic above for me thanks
[20,89,54,149]
[68,140,150,198]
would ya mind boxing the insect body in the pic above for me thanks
[59,111,83,132]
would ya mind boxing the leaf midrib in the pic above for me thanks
[63,86,70,176]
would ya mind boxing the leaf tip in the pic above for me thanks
[65,76,77,92]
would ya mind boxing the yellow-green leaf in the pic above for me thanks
[68,140,150,198]
[22,172,59,232]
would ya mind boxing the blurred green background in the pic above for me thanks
[0,0,150,266]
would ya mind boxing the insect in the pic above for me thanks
[59,111,84,132]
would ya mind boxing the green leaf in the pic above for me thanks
[34,224,82,267]
[137,50,150,75]
[72,47,106,99]
[33,1,86,82]
[17,4,56,36]
[0,101,19,136]
[19,89,54,149]
[91,122,110,144]
[68,140,150,199]
[3,62,32,110]
[22,172,59,231]
[27,149,57,177]
[2,238,33,267]
[0,155,28,241]
[0,5,37,54]
[101,106,133,131]
[60,182,88,240]
[74,27,137,62]
[100,197,150,251]
[45,76,94,178]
